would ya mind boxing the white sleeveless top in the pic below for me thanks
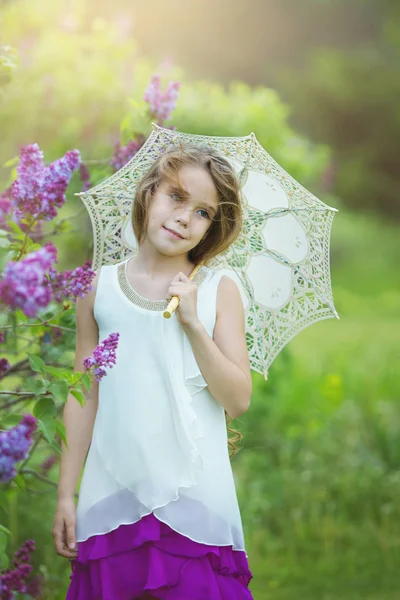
[76,256,248,556]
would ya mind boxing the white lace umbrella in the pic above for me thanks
[76,123,339,380]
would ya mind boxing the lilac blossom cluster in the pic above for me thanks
[144,75,181,124]
[0,539,41,599]
[0,244,97,317]
[0,242,58,317]
[10,144,80,222]
[110,135,145,171]
[83,332,120,381]
[46,259,96,303]
[110,76,181,171]
[0,414,37,483]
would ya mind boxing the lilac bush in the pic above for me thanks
[0,73,180,594]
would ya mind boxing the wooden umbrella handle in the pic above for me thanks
[163,263,203,319]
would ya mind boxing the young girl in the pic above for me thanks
[53,143,254,599]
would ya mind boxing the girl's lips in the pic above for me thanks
[162,226,185,240]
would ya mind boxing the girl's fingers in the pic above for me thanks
[52,523,78,558]
[66,522,77,550]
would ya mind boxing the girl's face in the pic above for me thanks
[145,164,219,258]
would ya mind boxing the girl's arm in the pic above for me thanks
[57,272,100,501]
[182,276,252,419]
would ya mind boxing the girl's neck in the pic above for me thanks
[129,253,196,280]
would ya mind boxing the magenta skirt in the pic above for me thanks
[66,512,254,599]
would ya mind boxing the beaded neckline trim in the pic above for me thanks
[117,260,208,311]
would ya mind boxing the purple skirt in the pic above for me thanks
[66,512,254,599]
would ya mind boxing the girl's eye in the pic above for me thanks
[170,193,183,201]
[170,194,210,219]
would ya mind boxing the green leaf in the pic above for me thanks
[69,372,84,386]
[70,387,86,406]
[0,550,9,571]
[48,437,63,455]
[42,365,71,379]
[82,372,92,390]
[7,220,25,239]
[49,380,69,403]
[3,155,19,168]
[31,379,49,395]
[33,397,57,419]
[0,525,10,538]
[25,241,43,252]
[1,414,24,428]
[13,473,26,490]
[0,531,9,551]
[55,220,72,233]
[27,354,46,373]
[55,420,68,446]
[14,308,28,323]
[37,415,57,444]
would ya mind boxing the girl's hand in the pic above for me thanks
[166,272,200,328]
[52,497,79,560]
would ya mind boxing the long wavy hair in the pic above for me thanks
[131,142,246,458]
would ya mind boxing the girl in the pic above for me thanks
[53,143,254,599]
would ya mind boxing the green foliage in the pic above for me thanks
[233,207,400,598]
[0,44,18,87]
[278,41,400,219]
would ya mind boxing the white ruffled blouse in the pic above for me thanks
[75,256,248,556]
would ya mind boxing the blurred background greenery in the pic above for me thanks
[0,0,399,598]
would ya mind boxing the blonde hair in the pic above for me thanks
[131,142,245,458]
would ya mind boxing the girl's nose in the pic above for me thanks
[175,207,192,223]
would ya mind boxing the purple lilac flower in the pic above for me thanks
[79,162,92,191]
[10,144,80,222]
[0,187,14,229]
[0,242,58,317]
[110,135,145,171]
[25,573,43,599]
[39,453,58,474]
[143,75,181,125]
[0,358,10,380]
[0,414,37,483]
[83,332,120,381]
[46,259,96,303]
[0,539,40,599]
[11,144,45,206]
[0,331,5,344]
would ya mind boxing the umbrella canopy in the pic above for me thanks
[76,123,339,379]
